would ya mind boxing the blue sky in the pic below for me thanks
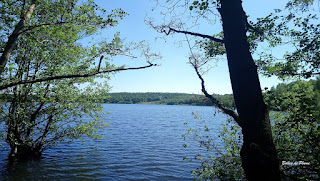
[93,0,290,94]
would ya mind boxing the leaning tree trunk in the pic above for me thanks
[218,0,281,180]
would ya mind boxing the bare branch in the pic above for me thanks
[97,52,108,72]
[185,35,242,126]
[0,62,157,90]
[164,27,224,43]
[98,50,138,72]
[191,61,242,127]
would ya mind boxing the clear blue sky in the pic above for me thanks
[92,0,289,94]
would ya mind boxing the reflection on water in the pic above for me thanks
[0,104,226,180]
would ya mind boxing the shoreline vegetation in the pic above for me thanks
[105,78,320,109]
[0,92,234,107]
[1,78,319,109]
[104,92,235,107]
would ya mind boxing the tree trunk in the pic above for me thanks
[219,0,281,180]
[9,144,42,162]
[0,4,36,74]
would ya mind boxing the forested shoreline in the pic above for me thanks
[2,77,319,109]
[104,92,235,107]
[105,77,320,110]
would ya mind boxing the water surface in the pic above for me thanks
[0,104,227,180]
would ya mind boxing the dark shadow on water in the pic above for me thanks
[1,155,44,180]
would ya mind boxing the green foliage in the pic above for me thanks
[265,78,320,179]
[0,0,125,158]
[188,0,320,80]
[189,0,210,11]
[252,9,320,79]
[105,92,235,108]
[182,113,244,180]
[286,0,316,11]
[185,0,319,180]
[264,77,320,110]
[184,79,320,180]
[197,32,226,58]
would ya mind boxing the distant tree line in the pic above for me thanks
[104,92,235,108]
[4,76,319,110]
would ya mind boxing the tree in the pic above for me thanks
[149,0,319,180]
[182,79,320,180]
[149,0,283,180]
[183,113,244,180]
[253,5,320,79]
[0,0,157,161]
[266,80,320,180]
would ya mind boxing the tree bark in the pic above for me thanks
[0,4,36,74]
[219,0,281,180]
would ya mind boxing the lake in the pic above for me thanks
[0,104,228,180]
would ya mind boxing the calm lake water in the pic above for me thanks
[0,104,228,180]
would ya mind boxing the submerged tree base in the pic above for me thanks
[8,146,42,162]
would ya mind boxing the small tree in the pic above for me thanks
[266,80,320,180]
[183,114,244,180]
[0,0,157,161]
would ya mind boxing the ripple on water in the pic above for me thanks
[1,104,226,180]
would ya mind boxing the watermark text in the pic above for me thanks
[282,161,310,166]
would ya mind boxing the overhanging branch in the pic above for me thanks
[184,34,241,126]
[191,61,242,127]
[165,27,224,43]
[0,62,156,90]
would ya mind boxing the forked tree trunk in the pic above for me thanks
[219,0,281,180]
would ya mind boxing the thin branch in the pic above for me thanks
[19,21,69,35]
[246,22,264,36]
[97,53,107,72]
[111,52,137,58]
[191,62,242,127]
[98,51,137,72]
[184,35,241,126]
[38,115,53,147]
[0,62,156,90]
[165,27,224,43]
[292,72,320,76]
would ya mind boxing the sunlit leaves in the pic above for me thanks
[183,112,244,180]
[189,0,211,11]
[286,0,316,11]
[0,0,126,157]
[251,9,320,79]
[264,79,320,180]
